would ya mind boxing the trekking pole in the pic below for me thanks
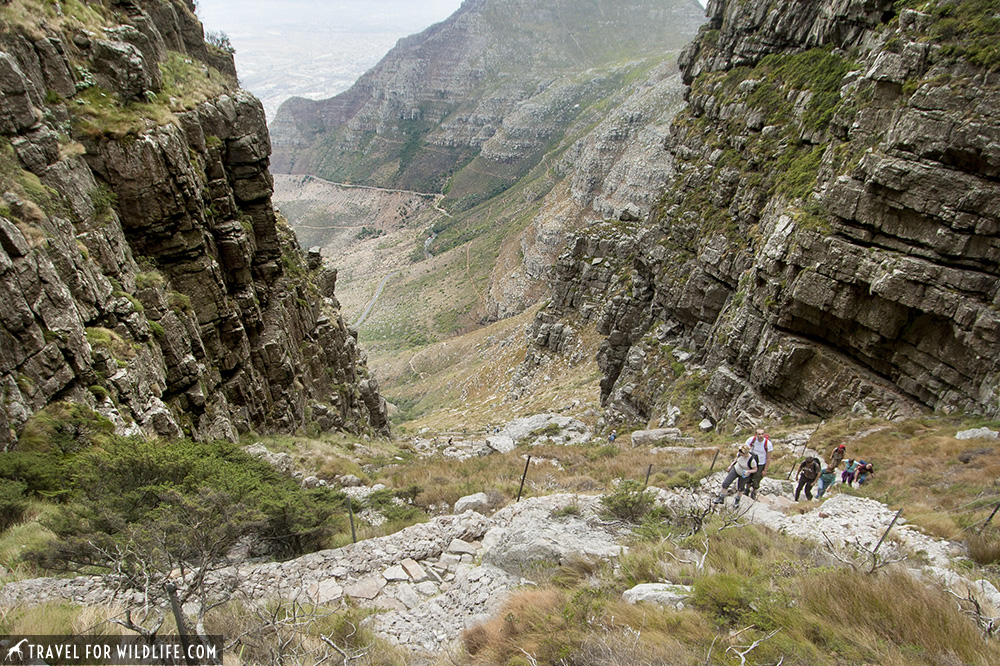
[979,501,1000,534]
[516,456,531,502]
[786,441,807,480]
[643,464,653,488]
[873,508,904,555]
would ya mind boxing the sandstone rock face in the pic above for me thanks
[0,0,387,447]
[526,0,1000,425]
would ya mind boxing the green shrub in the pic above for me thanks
[0,480,28,531]
[31,438,351,571]
[0,451,67,498]
[600,480,654,523]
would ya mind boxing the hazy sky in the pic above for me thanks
[196,1,466,37]
[194,0,466,119]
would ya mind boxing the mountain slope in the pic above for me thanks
[522,0,1000,427]
[270,0,705,205]
[0,0,387,446]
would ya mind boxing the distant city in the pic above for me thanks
[196,0,465,121]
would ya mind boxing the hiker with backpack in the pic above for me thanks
[816,466,837,498]
[829,443,847,469]
[714,444,758,507]
[850,461,875,485]
[744,428,773,499]
[795,456,822,501]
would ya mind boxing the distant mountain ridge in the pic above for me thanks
[270,0,706,206]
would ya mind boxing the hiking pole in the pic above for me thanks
[516,456,531,502]
[786,441,807,480]
[873,508,904,555]
[643,464,653,488]
[979,501,1000,534]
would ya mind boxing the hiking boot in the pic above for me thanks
[733,496,741,509]
[712,495,724,504]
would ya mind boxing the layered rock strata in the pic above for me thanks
[0,0,387,446]
[526,0,1000,425]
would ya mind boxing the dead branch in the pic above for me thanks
[725,628,781,666]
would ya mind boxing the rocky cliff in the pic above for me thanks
[525,0,1000,426]
[0,0,388,447]
[269,0,705,205]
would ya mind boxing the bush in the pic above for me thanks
[0,479,28,531]
[600,480,654,523]
[0,451,67,498]
[31,438,351,571]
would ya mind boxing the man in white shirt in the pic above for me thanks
[744,428,772,499]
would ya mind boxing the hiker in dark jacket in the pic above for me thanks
[850,461,875,485]
[795,456,822,501]
[829,443,847,469]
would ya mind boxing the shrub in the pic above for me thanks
[31,438,351,571]
[0,451,67,497]
[599,480,654,523]
[0,480,28,531]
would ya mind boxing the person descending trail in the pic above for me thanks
[795,456,822,501]
[714,445,758,508]
[744,428,772,499]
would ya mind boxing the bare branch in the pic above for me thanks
[725,628,781,666]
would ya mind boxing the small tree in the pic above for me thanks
[205,30,235,54]
[600,480,655,523]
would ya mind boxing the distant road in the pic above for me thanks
[351,270,399,328]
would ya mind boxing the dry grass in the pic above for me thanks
[0,0,110,39]
[812,417,1000,546]
[376,442,718,511]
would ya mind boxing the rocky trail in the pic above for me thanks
[4,423,999,658]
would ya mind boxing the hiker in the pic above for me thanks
[609,429,617,444]
[841,459,859,484]
[816,466,836,498]
[714,445,757,507]
[744,428,773,499]
[851,461,875,485]
[795,456,822,501]
[829,443,847,469]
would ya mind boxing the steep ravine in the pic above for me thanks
[524,0,1000,427]
[0,0,387,447]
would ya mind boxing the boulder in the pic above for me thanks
[485,435,516,454]
[630,428,682,446]
[622,583,693,609]
[483,511,622,575]
[454,493,490,514]
[956,428,999,441]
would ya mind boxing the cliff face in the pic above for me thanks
[269,0,706,202]
[0,0,388,447]
[526,0,1000,426]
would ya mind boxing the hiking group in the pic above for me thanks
[715,429,874,506]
